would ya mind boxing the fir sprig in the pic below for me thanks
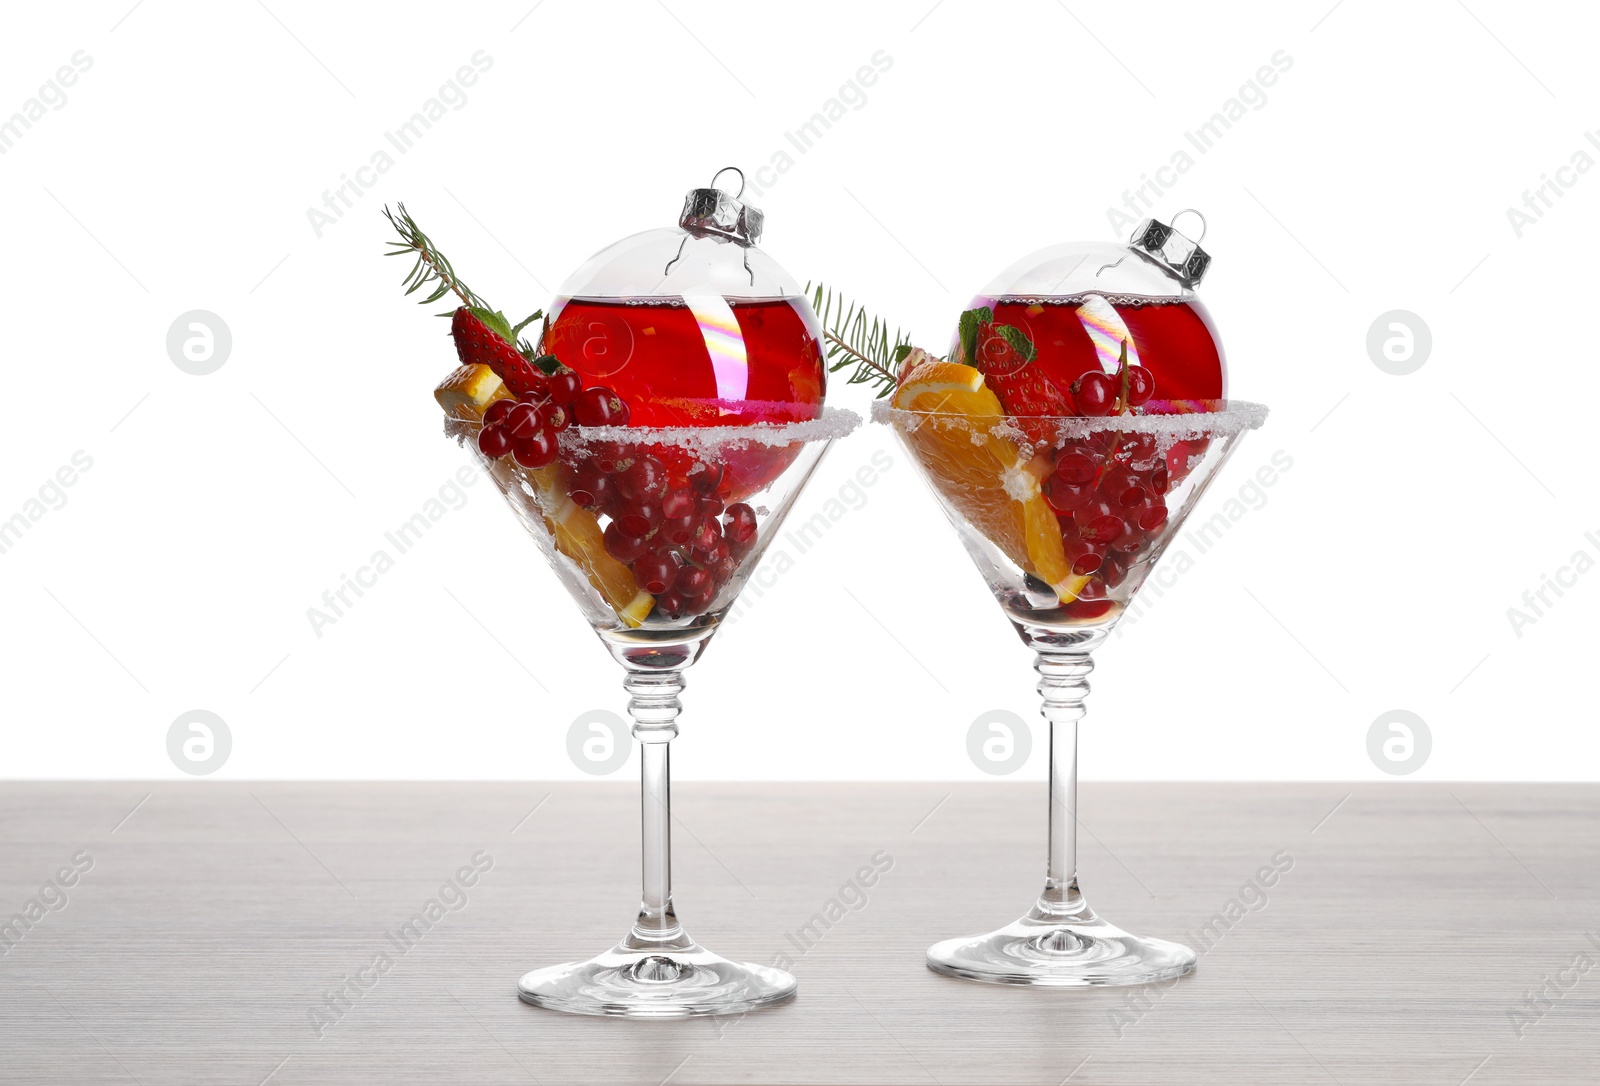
[383,203,486,312]
[808,282,914,399]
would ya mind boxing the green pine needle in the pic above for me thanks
[382,203,487,314]
[807,282,912,399]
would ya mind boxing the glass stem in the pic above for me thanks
[622,668,690,952]
[1035,645,1095,918]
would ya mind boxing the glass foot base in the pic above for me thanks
[927,906,1196,987]
[518,939,797,1018]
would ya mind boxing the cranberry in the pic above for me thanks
[1071,371,1117,417]
[618,455,668,502]
[633,548,683,595]
[603,521,649,564]
[547,370,582,405]
[505,401,541,440]
[568,464,610,508]
[617,500,663,539]
[540,402,571,433]
[512,426,558,468]
[1044,476,1093,515]
[573,386,630,427]
[1055,450,1100,485]
[478,424,512,458]
[1126,365,1155,406]
[723,503,757,544]
[483,399,516,427]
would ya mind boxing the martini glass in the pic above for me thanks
[875,399,1266,986]
[452,407,858,1017]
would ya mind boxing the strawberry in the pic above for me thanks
[451,307,550,399]
[973,321,1071,444]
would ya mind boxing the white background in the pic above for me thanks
[1,0,1593,782]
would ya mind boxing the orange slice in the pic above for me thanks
[893,362,1088,602]
[435,364,512,420]
[521,467,652,628]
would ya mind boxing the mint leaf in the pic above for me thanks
[956,306,993,365]
[511,310,544,339]
[532,354,562,376]
[993,323,1037,362]
[469,306,516,344]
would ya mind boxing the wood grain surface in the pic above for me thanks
[0,782,1595,1085]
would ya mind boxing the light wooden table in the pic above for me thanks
[0,782,1595,1084]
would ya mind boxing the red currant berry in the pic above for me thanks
[692,462,726,495]
[505,401,541,440]
[688,516,723,555]
[723,502,757,544]
[1044,476,1093,514]
[483,399,517,427]
[661,489,696,519]
[1074,499,1124,545]
[1126,365,1155,406]
[677,565,713,600]
[1071,371,1117,416]
[603,522,649,564]
[1065,537,1104,576]
[633,548,683,595]
[618,455,668,502]
[512,426,558,469]
[547,370,582,405]
[478,424,512,458]
[1055,450,1100,485]
[1137,501,1168,533]
[568,464,610,508]
[573,386,629,427]
[654,590,685,618]
[515,371,550,402]
[539,402,571,433]
[617,500,663,539]
[1103,552,1131,589]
